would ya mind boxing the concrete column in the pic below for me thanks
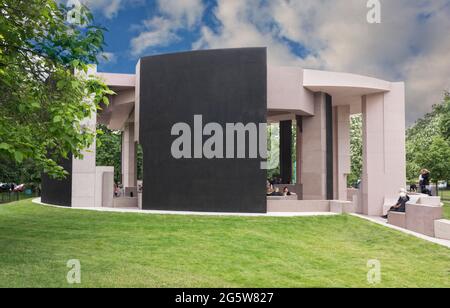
[302,93,327,200]
[71,66,97,208]
[72,134,96,208]
[333,106,351,201]
[296,116,303,187]
[280,120,292,184]
[383,83,407,202]
[122,122,137,191]
[134,60,141,143]
[361,83,406,215]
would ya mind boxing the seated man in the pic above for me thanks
[382,188,410,219]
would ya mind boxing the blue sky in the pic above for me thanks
[80,0,450,124]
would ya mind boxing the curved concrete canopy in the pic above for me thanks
[96,73,135,90]
[303,69,392,97]
[96,73,136,130]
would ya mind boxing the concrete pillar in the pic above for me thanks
[302,93,328,200]
[362,83,406,215]
[122,122,137,192]
[71,66,97,208]
[134,60,141,143]
[280,120,292,184]
[72,134,96,207]
[333,106,351,201]
[296,116,303,187]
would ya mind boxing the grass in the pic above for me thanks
[440,189,450,202]
[0,200,449,288]
[444,202,450,219]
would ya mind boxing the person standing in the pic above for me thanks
[420,169,431,196]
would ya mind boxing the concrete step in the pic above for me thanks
[434,219,450,240]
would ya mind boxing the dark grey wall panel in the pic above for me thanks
[280,120,293,184]
[41,156,72,207]
[325,94,334,200]
[139,48,267,213]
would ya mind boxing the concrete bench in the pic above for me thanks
[405,204,443,237]
[267,195,298,201]
[383,194,422,215]
[383,198,398,216]
[434,219,450,240]
[388,212,406,229]
[330,201,356,214]
[418,196,442,206]
[267,200,330,213]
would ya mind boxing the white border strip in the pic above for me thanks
[32,198,338,218]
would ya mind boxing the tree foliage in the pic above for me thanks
[406,93,450,184]
[348,114,363,186]
[96,125,144,184]
[416,136,450,185]
[435,92,450,140]
[0,0,113,178]
[96,125,122,183]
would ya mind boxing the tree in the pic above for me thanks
[348,114,363,187]
[96,125,122,183]
[0,0,113,178]
[96,124,144,184]
[436,92,450,140]
[406,93,450,183]
[416,136,450,192]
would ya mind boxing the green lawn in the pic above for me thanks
[440,189,450,202]
[0,200,449,288]
[444,202,450,219]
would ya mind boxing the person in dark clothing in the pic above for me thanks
[283,187,292,196]
[419,169,431,196]
[270,187,283,196]
[409,183,417,192]
[382,189,410,219]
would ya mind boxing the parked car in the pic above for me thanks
[13,184,25,193]
[0,183,12,192]
[438,181,448,189]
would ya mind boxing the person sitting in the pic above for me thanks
[270,187,283,197]
[283,187,297,196]
[266,183,274,196]
[382,188,410,219]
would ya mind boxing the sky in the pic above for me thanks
[77,0,450,125]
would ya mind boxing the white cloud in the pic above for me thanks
[74,0,145,19]
[193,0,450,125]
[130,0,204,56]
[98,52,117,64]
